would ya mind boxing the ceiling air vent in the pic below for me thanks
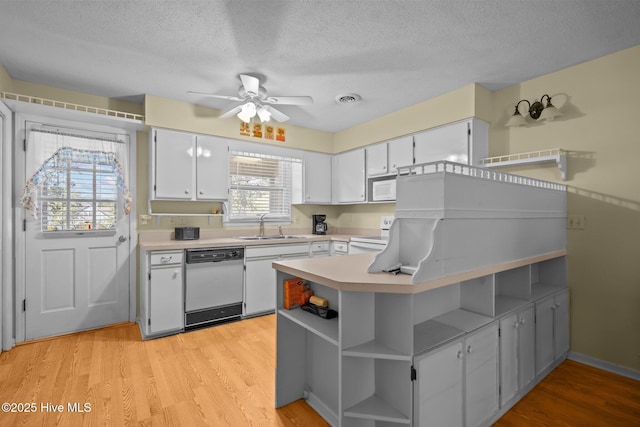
[335,93,362,104]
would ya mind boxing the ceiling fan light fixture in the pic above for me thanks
[237,102,257,123]
[257,105,271,122]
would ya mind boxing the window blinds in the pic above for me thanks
[228,151,301,222]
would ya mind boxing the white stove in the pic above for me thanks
[349,216,394,254]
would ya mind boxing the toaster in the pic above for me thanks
[174,227,200,240]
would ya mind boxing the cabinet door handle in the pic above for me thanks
[160,256,172,263]
[199,191,204,195]
[520,318,526,325]
[467,345,472,354]
[185,190,190,195]
[172,269,180,279]
[513,321,519,328]
[456,350,463,359]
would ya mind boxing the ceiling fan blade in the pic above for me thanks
[264,96,313,105]
[219,105,243,119]
[187,91,243,101]
[240,74,260,97]
[265,105,290,122]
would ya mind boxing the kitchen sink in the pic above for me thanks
[235,235,306,240]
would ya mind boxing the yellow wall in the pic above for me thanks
[145,95,334,153]
[0,64,12,92]
[333,84,487,152]
[490,45,640,371]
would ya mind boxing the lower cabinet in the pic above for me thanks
[535,290,570,375]
[414,322,498,427]
[139,250,184,339]
[414,340,464,427]
[499,305,535,407]
[244,244,310,317]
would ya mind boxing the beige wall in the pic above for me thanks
[490,45,640,371]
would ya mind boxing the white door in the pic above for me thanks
[244,256,277,316]
[388,136,414,173]
[366,142,388,176]
[335,149,365,203]
[303,151,332,203]
[23,124,131,340]
[465,323,498,427]
[499,312,518,407]
[414,121,469,164]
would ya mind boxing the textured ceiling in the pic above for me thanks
[1,0,640,132]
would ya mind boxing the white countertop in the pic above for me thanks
[272,250,567,295]
[138,233,353,251]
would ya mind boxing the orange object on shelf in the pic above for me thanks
[283,277,305,309]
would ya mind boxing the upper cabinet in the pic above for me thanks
[150,128,228,201]
[388,135,414,174]
[366,142,388,176]
[334,148,366,203]
[301,151,332,204]
[414,118,488,166]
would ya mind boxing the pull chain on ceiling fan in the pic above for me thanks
[188,74,313,123]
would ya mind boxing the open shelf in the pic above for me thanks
[479,148,567,181]
[278,308,339,346]
[343,339,412,361]
[414,319,465,355]
[531,283,565,301]
[495,295,529,317]
[343,394,411,424]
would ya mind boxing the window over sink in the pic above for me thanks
[226,150,301,224]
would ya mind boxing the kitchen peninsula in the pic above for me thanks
[273,162,569,427]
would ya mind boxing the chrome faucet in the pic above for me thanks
[258,213,267,237]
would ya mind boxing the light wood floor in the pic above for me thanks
[0,315,638,426]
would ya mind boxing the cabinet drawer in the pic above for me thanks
[246,243,310,258]
[311,241,330,252]
[332,241,349,254]
[150,250,183,266]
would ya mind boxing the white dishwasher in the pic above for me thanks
[244,243,310,317]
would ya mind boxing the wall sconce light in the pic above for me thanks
[505,94,563,127]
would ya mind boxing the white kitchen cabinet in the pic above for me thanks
[414,340,464,427]
[413,119,488,166]
[195,135,229,200]
[388,135,414,174]
[152,128,194,199]
[334,148,366,203]
[151,128,228,201]
[464,322,499,427]
[366,142,388,176]
[244,244,310,317]
[499,305,535,407]
[301,151,332,204]
[535,289,570,375]
[139,250,184,338]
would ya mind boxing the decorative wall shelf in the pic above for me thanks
[479,148,567,181]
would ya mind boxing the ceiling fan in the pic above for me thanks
[188,74,313,123]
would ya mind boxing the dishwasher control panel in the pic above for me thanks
[186,247,244,263]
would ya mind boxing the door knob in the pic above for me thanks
[118,235,127,243]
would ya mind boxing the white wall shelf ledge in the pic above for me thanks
[479,148,567,181]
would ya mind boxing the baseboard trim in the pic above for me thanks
[568,352,640,381]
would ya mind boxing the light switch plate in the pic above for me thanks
[567,215,585,230]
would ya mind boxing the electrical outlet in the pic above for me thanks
[381,216,395,230]
[139,214,151,225]
[567,215,586,230]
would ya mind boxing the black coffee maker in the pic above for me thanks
[312,214,328,235]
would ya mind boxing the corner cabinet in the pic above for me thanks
[150,128,228,201]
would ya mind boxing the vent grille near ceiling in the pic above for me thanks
[336,93,362,104]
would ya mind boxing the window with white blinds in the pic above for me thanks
[227,151,301,222]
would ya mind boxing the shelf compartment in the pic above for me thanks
[414,319,465,355]
[343,394,411,424]
[343,339,412,361]
[433,309,494,333]
[495,295,529,317]
[531,283,565,301]
[278,308,339,346]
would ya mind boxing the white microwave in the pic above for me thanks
[372,179,396,201]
